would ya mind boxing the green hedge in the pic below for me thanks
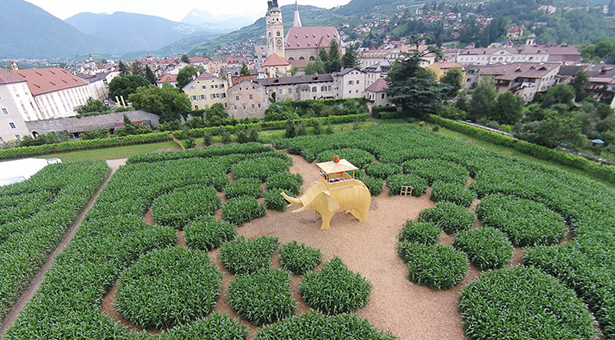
[372,105,399,118]
[279,241,322,275]
[452,227,513,270]
[398,220,442,245]
[219,236,279,274]
[397,242,468,290]
[185,216,236,251]
[419,202,475,234]
[0,133,171,160]
[428,115,615,184]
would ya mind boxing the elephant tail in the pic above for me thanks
[281,192,303,207]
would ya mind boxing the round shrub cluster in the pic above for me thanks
[265,172,303,196]
[398,220,442,245]
[419,202,475,234]
[300,257,372,315]
[279,241,322,275]
[476,194,567,246]
[387,174,428,196]
[402,159,468,185]
[254,311,397,340]
[452,227,513,270]
[458,266,599,340]
[364,162,402,180]
[231,157,289,182]
[264,188,288,211]
[227,268,296,326]
[316,148,375,169]
[159,313,248,340]
[185,216,236,251]
[152,185,221,229]
[361,176,384,196]
[429,181,477,207]
[224,178,263,199]
[222,196,266,226]
[219,235,279,274]
[115,247,222,330]
[397,242,468,290]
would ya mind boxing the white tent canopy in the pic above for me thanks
[0,158,58,187]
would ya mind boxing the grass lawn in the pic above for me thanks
[34,141,180,162]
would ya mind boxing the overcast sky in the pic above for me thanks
[25,0,351,22]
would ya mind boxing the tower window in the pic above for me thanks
[277,31,281,36]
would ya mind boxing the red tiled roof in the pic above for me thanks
[189,57,210,63]
[156,73,178,84]
[263,54,290,67]
[11,68,87,96]
[286,26,340,50]
[0,68,26,85]
[197,72,217,79]
[365,79,388,92]
[289,59,308,69]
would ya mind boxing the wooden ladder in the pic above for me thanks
[400,186,413,196]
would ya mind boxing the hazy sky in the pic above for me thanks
[25,0,351,22]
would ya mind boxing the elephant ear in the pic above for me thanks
[323,191,341,212]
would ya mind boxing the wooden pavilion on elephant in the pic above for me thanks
[281,158,371,229]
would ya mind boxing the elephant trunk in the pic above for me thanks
[281,192,303,207]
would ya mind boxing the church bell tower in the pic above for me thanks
[266,0,285,58]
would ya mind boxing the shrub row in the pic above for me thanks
[300,257,372,315]
[387,174,428,196]
[231,157,290,182]
[219,236,279,274]
[127,142,274,164]
[264,189,288,211]
[316,148,375,169]
[364,162,402,180]
[279,241,322,275]
[452,227,513,270]
[0,133,170,160]
[397,242,468,290]
[115,247,221,330]
[151,185,221,229]
[402,158,469,185]
[476,194,567,247]
[227,268,296,326]
[224,178,263,199]
[398,220,442,245]
[428,115,615,184]
[458,266,599,340]
[429,181,476,207]
[265,172,303,196]
[362,176,384,196]
[185,216,236,251]
[0,161,109,320]
[419,202,475,234]
[222,196,267,226]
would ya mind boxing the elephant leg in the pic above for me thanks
[320,212,333,230]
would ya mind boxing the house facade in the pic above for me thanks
[227,80,270,119]
[473,62,561,101]
[182,73,228,110]
[0,69,35,142]
[333,68,366,99]
[364,78,391,106]
[258,74,335,101]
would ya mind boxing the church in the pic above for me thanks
[263,0,342,73]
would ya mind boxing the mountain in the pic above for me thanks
[334,0,400,16]
[0,0,108,59]
[65,12,204,54]
[181,8,256,33]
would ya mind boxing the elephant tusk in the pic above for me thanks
[281,192,303,206]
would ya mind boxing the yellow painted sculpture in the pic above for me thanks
[281,158,371,229]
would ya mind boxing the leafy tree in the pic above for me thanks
[541,84,575,108]
[181,54,190,63]
[177,66,200,90]
[468,79,497,122]
[456,91,470,112]
[145,66,157,85]
[128,83,191,122]
[440,67,464,98]
[108,75,151,102]
[570,71,589,102]
[535,115,587,149]
[305,57,326,75]
[491,92,525,125]
[290,67,299,76]
[76,98,110,114]
[285,119,296,138]
[240,62,251,76]
[131,61,144,77]
[342,44,361,69]
[386,52,443,119]
[118,61,130,76]
[205,103,228,123]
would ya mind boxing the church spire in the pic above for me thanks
[293,1,302,27]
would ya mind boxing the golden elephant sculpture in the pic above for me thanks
[281,179,371,230]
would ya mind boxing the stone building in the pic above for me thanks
[227,80,270,119]
[258,74,335,101]
[182,72,228,110]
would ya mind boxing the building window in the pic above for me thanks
[15,135,21,140]
[249,94,253,100]
[191,96,197,101]
[202,85,207,90]
[312,87,317,92]
[236,95,240,100]
[2,108,7,115]
[0,137,3,142]
[190,86,195,90]
[251,104,255,109]
[243,104,247,110]
[234,105,238,110]
[195,105,199,109]
[357,80,360,85]
[9,122,16,129]
[348,80,354,85]
[258,103,262,109]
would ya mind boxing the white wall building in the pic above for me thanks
[334,68,366,99]
[0,69,37,142]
